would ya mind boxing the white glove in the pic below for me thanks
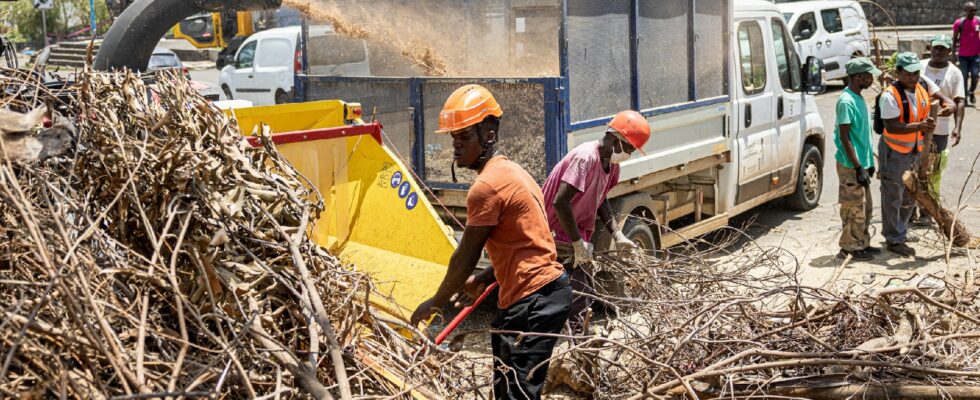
[572,240,593,266]
[612,231,638,251]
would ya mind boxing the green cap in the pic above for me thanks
[845,57,881,76]
[895,52,923,73]
[932,34,953,49]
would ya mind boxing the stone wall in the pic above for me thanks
[775,0,963,27]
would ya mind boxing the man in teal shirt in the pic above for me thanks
[834,58,880,261]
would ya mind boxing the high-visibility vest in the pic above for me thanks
[882,83,930,154]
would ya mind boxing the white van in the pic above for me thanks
[219,25,371,105]
[778,0,871,81]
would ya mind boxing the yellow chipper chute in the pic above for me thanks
[231,100,457,323]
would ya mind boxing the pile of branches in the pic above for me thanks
[0,69,481,399]
[547,229,980,399]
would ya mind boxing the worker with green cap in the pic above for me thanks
[835,58,881,261]
[876,52,955,258]
[912,34,967,227]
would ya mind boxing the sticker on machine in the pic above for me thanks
[398,181,412,199]
[406,193,419,210]
[390,171,403,188]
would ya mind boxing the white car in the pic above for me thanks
[219,25,371,106]
[778,0,870,81]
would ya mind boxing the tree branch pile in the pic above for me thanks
[545,231,980,399]
[0,68,482,399]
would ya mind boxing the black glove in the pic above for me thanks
[856,167,871,187]
[867,166,876,179]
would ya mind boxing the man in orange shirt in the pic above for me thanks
[410,85,571,400]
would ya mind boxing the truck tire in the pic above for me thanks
[222,85,233,100]
[622,216,660,251]
[786,144,823,211]
[275,90,290,105]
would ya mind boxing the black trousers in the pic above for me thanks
[491,273,572,400]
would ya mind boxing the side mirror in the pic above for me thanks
[800,28,812,39]
[803,56,825,94]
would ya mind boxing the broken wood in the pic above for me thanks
[715,384,980,400]
[903,100,976,247]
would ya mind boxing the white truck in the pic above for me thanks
[292,0,827,252]
[778,0,872,82]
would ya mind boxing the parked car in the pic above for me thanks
[149,47,191,80]
[778,0,870,81]
[148,47,222,101]
[218,25,373,106]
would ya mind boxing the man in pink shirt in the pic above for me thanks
[542,110,651,330]
[953,1,980,104]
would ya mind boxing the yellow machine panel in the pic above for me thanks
[235,101,457,321]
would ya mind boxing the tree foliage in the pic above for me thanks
[0,0,110,46]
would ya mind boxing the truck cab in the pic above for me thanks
[724,0,826,215]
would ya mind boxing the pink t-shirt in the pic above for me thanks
[955,17,980,56]
[542,141,620,244]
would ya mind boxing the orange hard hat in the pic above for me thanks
[435,84,503,134]
[608,110,650,154]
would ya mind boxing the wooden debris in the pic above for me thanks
[0,68,482,398]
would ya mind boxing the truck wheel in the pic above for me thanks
[221,85,233,100]
[786,144,823,211]
[275,90,290,105]
[622,216,659,251]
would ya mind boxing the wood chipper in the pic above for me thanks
[229,100,459,322]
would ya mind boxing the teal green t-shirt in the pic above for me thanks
[833,87,874,169]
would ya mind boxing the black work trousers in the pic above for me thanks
[491,273,572,400]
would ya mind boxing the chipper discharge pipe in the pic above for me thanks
[95,0,281,72]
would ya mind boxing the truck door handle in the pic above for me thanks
[777,95,785,119]
[816,42,822,48]
[744,103,753,128]
[826,40,832,46]
[248,74,254,78]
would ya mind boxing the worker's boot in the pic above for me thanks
[837,249,874,262]
[887,242,916,257]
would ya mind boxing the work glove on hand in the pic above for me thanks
[612,230,639,251]
[867,166,876,179]
[572,240,593,268]
[856,167,871,187]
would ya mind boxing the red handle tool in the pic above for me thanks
[434,282,498,345]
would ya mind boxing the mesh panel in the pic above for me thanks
[695,0,727,99]
[638,1,691,109]
[307,80,414,164]
[305,1,560,78]
[567,0,631,122]
[422,82,546,184]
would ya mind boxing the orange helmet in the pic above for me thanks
[435,84,503,134]
[608,110,650,154]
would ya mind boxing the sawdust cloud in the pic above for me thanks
[283,0,560,77]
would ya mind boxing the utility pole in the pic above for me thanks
[34,0,53,46]
[89,0,97,37]
[41,9,48,46]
